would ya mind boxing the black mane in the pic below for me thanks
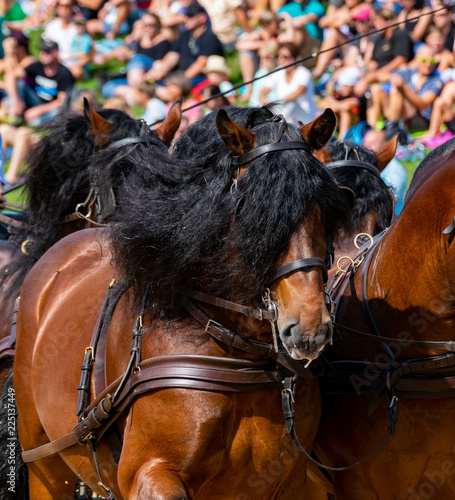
[111,106,351,314]
[0,108,153,296]
[326,140,394,237]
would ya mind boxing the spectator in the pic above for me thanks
[432,3,454,52]
[103,13,172,100]
[417,80,455,146]
[193,55,236,104]
[198,0,252,49]
[259,42,316,124]
[43,0,78,65]
[86,0,133,39]
[248,41,278,106]
[396,0,432,44]
[0,31,35,119]
[312,0,370,79]
[317,66,363,139]
[355,9,414,97]
[5,38,74,126]
[103,96,132,114]
[148,3,224,86]
[132,81,167,127]
[200,83,230,113]
[65,14,93,79]
[157,71,202,124]
[414,25,454,73]
[278,0,326,43]
[368,45,443,130]
[363,128,407,215]
[236,9,280,101]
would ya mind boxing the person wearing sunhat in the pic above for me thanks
[194,54,236,103]
[4,38,74,126]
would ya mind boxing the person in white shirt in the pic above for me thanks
[259,42,316,124]
[43,0,78,64]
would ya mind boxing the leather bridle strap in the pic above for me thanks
[232,142,312,167]
[183,298,315,380]
[175,285,275,321]
[325,160,381,178]
[269,257,328,285]
[102,135,168,153]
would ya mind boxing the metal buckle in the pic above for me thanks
[85,347,95,361]
[281,388,295,404]
[205,319,222,334]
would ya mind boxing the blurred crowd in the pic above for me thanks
[0,0,454,207]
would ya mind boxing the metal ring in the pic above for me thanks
[354,232,374,250]
[336,255,355,274]
[75,203,93,221]
[21,239,34,256]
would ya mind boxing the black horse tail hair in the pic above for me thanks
[0,367,29,500]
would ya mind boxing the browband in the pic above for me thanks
[103,135,168,153]
[325,160,381,178]
[232,141,313,167]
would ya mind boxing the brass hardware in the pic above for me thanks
[85,347,95,361]
[137,315,143,328]
[281,388,295,404]
[354,232,374,250]
[21,239,35,256]
[336,255,355,274]
[109,279,116,288]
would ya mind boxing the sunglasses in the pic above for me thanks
[417,56,436,63]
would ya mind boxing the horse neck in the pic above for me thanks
[337,163,455,355]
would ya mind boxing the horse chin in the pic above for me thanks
[282,341,324,361]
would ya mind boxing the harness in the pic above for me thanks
[20,118,336,498]
[325,141,382,178]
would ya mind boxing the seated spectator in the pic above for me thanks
[4,39,74,126]
[0,123,38,184]
[355,9,414,97]
[193,55,236,104]
[312,0,370,79]
[277,10,321,70]
[43,0,79,65]
[278,0,325,43]
[198,0,252,49]
[147,3,224,86]
[317,66,363,139]
[259,42,316,124]
[368,45,443,131]
[432,3,455,52]
[103,96,132,115]
[0,0,27,51]
[396,0,432,44]
[65,14,93,79]
[86,0,133,39]
[417,80,455,146]
[200,83,230,113]
[102,13,172,100]
[248,0,287,26]
[416,24,454,73]
[132,81,167,127]
[0,31,35,118]
[157,71,202,124]
[363,128,407,215]
[248,41,278,106]
[235,9,280,101]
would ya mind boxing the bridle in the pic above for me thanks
[325,141,381,178]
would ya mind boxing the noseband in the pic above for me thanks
[325,141,380,178]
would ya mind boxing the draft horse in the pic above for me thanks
[0,103,181,382]
[10,107,352,499]
[310,138,455,498]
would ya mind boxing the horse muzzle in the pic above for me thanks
[279,319,333,361]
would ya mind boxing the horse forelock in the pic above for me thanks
[111,107,351,312]
[326,140,394,236]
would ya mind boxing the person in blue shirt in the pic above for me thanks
[278,0,326,42]
[363,128,408,216]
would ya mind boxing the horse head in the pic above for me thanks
[323,137,397,239]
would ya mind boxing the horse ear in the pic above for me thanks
[377,134,398,172]
[300,109,336,150]
[154,98,182,147]
[216,108,256,155]
[84,97,113,148]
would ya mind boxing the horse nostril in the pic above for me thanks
[280,319,299,342]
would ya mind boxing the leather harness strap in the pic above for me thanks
[268,257,328,285]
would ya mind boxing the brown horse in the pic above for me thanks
[0,103,181,385]
[11,107,353,499]
[307,142,455,498]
